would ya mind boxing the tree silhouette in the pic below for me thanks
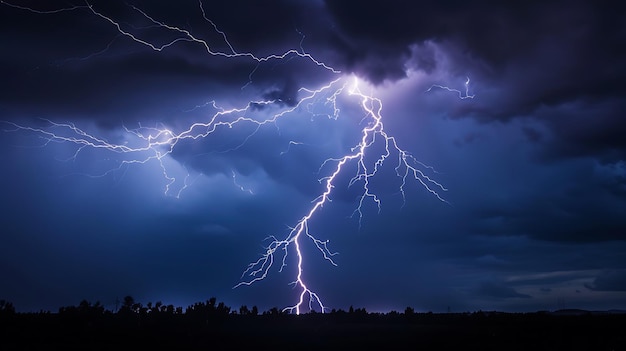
[118,295,135,314]
[0,296,624,350]
[185,297,230,325]
[0,300,15,316]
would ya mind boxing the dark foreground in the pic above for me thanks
[1,306,625,350]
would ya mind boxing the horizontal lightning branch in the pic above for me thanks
[426,76,475,99]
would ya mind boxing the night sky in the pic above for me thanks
[1,0,625,313]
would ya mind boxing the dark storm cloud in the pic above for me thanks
[465,153,626,243]
[261,78,300,107]
[585,270,626,292]
[326,0,626,163]
[476,281,532,299]
[323,1,557,81]
[538,99,626,162]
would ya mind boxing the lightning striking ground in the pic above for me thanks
[2,1,469,314]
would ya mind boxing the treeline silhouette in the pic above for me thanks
[1,297,625,350]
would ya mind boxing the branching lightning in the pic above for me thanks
[2,1,471,314]
[234,76,450,314]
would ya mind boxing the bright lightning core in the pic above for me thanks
[1,1,471,314]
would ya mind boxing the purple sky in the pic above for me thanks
[1,0,625,313]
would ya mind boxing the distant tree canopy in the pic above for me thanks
[0,296,443,321]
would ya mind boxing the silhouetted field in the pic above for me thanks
[1,298,624,350]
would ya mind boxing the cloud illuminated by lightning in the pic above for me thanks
[1,1,471,314]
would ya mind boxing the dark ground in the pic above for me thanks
[1,300,624,350]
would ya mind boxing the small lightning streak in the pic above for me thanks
[232,170,254,195]
[426,76,475,99]
[280,141,305,156]
[0,1,88,13]
[2,1,472,314]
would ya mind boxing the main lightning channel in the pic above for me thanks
[234,76,448,314]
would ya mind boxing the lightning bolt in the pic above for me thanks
[233,76,448,314]
[2,1,470,314]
